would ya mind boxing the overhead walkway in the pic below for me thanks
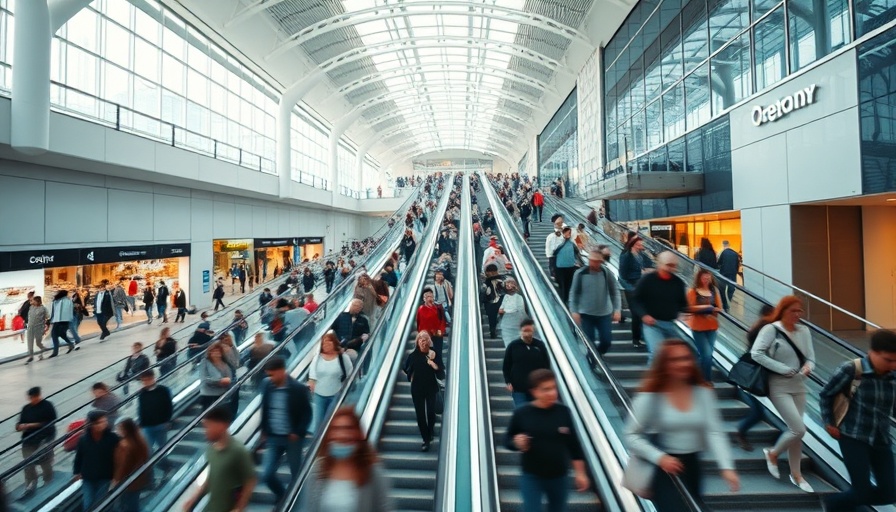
[2,187,427,511]
[488,181,896,511]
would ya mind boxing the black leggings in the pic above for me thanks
[484,302,501,338]
[650,452,703,512]
[623,289,643,343]
[411,388,437,442]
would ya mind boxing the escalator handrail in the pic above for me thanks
[277,176,456,512]
[88,201,421,512]
[484,177,701,512]
[0,199,416,482]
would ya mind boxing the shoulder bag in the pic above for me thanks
[727,340,779,397]
[833,359,863,427]
[621,394,663,498]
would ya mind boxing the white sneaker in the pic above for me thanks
[790,475,815,493]
[763,448,780,479]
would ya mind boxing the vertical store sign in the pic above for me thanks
[202,270,210,293]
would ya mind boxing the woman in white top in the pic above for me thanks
[309,331,353,434]
[751,296,816,493]
[484,246,511,275]
[625,339,739,511]
[431,270,453,323]
[498,278,527,347]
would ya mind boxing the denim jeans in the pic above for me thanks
[144,305,153,322]
[736,389,764,434]
[519,472,569,512]
[824,435,896,511]
[261,435,304,500]
[691,330,717,380]
[114,306,125,328]
[125,296,137,314]
[142,424,168,453]
[642,320,680,364]
[69,316,82,344]
[579,313,613,355]
[156,303,167,320]
[511,391,531,408]
[311,394,336,434]
[81,479,111,510]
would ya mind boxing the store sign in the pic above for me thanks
[221,241,250,252]
[751,84,819,126]
[0,243,192,272]
[254,238,293,248]
[298,237,324,245]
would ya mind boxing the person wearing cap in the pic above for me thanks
[259,357,312,503]
[73,410,120,510]
[544,215,565,278]
[187,311,215,360]
[17,387,57,498]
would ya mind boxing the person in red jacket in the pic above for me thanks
[416,288,447,360]
[531,190,544,222]
[127,278,139,317]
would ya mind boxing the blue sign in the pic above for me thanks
[202,270,210,293]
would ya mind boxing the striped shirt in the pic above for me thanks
[820,356,896,445]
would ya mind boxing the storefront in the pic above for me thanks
[253,238,298,282]
[213,239,254,283]
[297,237,324,262]
[213,237,325,285]
[648,212,741,260]
[0,244,190,332]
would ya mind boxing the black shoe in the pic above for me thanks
[735,432,754,452]
[19,485,35,500]
[25,357,33,365]
[66,344,74,354]
[421,442,430,452]
[632,340,645,350]
[100,333,108,341]
[48,354,58,359]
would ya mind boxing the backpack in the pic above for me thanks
[63,420,86,452]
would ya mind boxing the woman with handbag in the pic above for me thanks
[686,269,723,380]
[751,296,816,492]
[624,339,739,509]
[402,331,444,452]
[308,332,353,435]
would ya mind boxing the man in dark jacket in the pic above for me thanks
[17,387,56,497]
[94,282,115,340]
[259,288,274,308]
[213,279,226,311]
[717,240,740,312]
[155,281,170,323]
[632,251,689,363]
[331,299,370,350]
[73,410,119,510]
[502,319,550,408]
[173,286,187,323]
[137,370,173,454]
[260,357,312,503]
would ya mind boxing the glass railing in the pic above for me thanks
[280,175,457,511]
[479,176,666,512]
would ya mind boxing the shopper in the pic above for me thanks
[695,237,718,270]
[569,249,622,355]
[482,264,505,339]
[686,268,723,380]
[531,189,544,222]
[304,293,319,314]
[544,216,565,278]
[48,290,77,357]
[247,333,275,386]
[498,278,528,348]
[230,309,249,347]
[717,241,740,312]
[199,342,236,410]
[308,332,353,434]
[92,382,123,426]
[260,356,313,503]
[431,270,453,319]
[70,288,87,345]
[112,418,150,512]
[733,304,774,451]
[137,370,173,454]
[24,296,48,364]
[502,319,550,408]
[18,291,34,334]
[239,264,247,294]
[73,410,120,510]
[173,286,187,323]
[401,228,417,262]
[213,279,226,311]
[94,282,115,340]
[416,288,448,360]
[403,331,445,452]
[619,237,654,349]
[154,327,177,377]
[259,288,273,308]
[820,329,896,511]
[505,369,589,511]
[17,387,56,498]
[119,342,150,395]
[302,267,315,294]
[182,407,256,512]
[751,296,816,493]
[624,340,739,511]
[187,312,215,360]
[331,299,370,351]
[631,251,688,362]
[142,284,155,324]
[354,274,378,320]
[111,280,128,330]
[324,262,336,293]
[155,281,170,323]
[574,223,591,251]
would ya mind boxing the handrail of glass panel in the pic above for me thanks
[277,175,456,511]
[479,175,679,512]
[86,191,433,512]
[0,187,421,472]
[0,229,404,496]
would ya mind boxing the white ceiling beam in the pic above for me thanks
[363,103,533,132]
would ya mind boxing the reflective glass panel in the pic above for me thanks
[685,63,711,129]
[661,15,684,87]
[787,0,849,72]
[753,6,786,90]
[752,0,782,20]
[646,98,664,149]
[711,32,752,112]
[855,0,896,38]
[663,82,686,141]
[681,0,709,73]
[708,0,750,52]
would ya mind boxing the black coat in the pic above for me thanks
[213,284,225,299]
[403,350,445,396]
[260,377,313,437]
[173,291,187,308]
[73,429,119,481]
[95,291,114,317]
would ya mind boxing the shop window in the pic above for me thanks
[710,32,752,113]
[854,0,896,38]
[787,0,849,72]
[753,6,787,91]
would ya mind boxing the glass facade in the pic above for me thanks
[858,25,896,193]
[538,89,578,189]
[0,0,379,195]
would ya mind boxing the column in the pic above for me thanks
[11,0,52,155]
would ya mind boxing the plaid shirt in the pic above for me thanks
[820,356,896,446]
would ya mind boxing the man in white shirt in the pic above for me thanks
[544,214,565,278]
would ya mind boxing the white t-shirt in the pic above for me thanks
[321,479,361,512]
[309,353,353,397]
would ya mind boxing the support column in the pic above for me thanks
[11,0,52,155]
[354,135,378,188]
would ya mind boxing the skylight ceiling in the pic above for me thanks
[248,0,593,160]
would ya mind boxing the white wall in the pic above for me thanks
[731,51,861,286]
[862,206,896,328]
[0,159,368,305]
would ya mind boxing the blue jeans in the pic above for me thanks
[145,304,153,322]
[156,303,167,319]
[511,391,531,408]
[579,313,613,355]
[81,479,111,510]
[520,472,569,512]
[69,316,82,344]
[691,330,717,380]
[642,320,680,363]
[311,394,337,434]
[142,424,168,453]
[261,435,304,500]
[114,306,124,328]
[736,389,764,434]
